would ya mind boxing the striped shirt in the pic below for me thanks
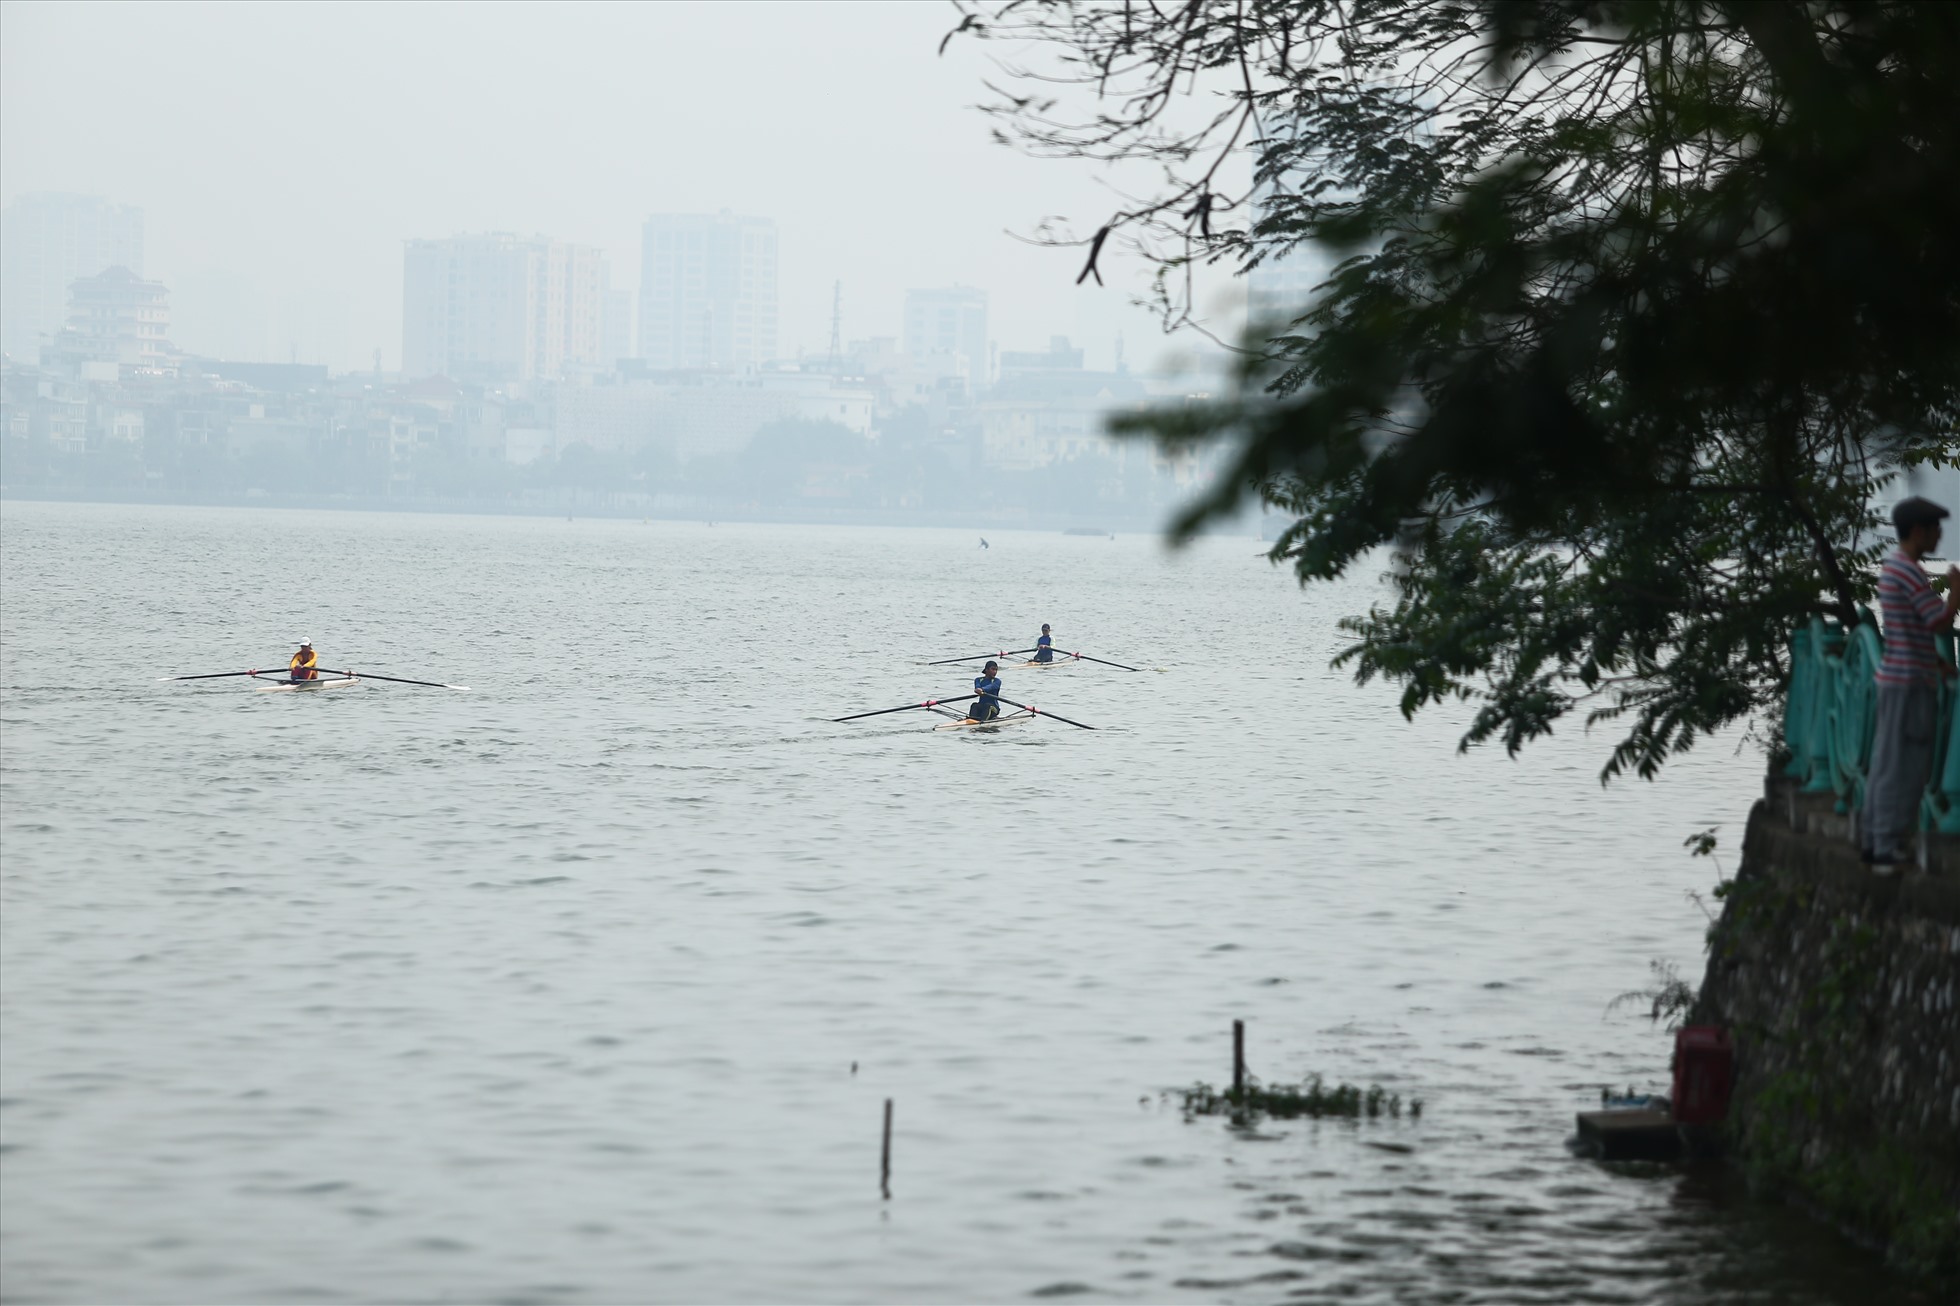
[1875,550,1947,686]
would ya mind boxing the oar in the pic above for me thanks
[835,693,978,723]
[995,694,1095,729]
[1062,650,1142,672]
[925,648,1039,666]
[157,668,287,682]
[315,667,470,691]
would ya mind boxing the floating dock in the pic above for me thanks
[1574,1108,1684,1161]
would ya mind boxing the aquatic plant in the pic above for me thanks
[1175,1076,1421,1122]
[1608,959,1699,1032]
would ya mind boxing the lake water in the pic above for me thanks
[0,501,1901,1304]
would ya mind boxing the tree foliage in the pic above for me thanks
[742,418,871,505]
[953,0,1960,777]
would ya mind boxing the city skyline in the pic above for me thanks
[2,190,1196,387]
[0,184,1219,521]
[0,3,1246,378]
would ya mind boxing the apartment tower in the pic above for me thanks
[638,212,778,370]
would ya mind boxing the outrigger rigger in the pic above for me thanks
[834,689,1095,731]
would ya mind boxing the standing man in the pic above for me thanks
[1033,624,1054,664]
[290,639,319,683]
[970,661,1003,722]
[1863,497,1960,868]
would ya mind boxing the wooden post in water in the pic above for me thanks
[1233,1020,1245,1096]
[881,1098,893,1200]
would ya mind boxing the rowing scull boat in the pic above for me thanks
[835,693,1094,731]
[925,703,1035,730]
[927,649,1143,672]
[160,666,466,691]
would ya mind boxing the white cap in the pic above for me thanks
[298,637,312,647]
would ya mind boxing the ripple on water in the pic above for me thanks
[0,506,1893,1305]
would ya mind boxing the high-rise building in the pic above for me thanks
[0,193,145,361]
[1244,174,1334,329]
[638,212,778,370]
[603,288,634,366]
[547,242,609,380]
[401,233,610,382]
[1244,240,1332,329]
[903,287,988,387]
[57,266,174,370]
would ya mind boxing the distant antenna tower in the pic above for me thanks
[828,280,842,369]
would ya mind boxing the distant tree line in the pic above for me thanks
[3,407,1189,521]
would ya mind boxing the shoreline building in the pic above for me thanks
[54,266,176,372]
[557,367,872,465]
[402,233,610,383]
[638,212,778,370]
[1,193,145,362]
[978,336,1147,471]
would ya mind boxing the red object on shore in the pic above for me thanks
[1672,1026,1734,1124]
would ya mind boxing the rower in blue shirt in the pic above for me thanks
[1033,624,1054,664]
[970,661,1003,722]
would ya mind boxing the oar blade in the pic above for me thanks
[1066,652,1142,672]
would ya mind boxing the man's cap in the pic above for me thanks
[1892,496,1950,536]
[298,638,312,647]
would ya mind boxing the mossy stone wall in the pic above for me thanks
[1694,790,1960,1277]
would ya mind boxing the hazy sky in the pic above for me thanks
[1,1,1244,375]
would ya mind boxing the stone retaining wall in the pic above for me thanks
[1693,784,1960,1276]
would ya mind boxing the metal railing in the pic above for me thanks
[1782,616,1960,839]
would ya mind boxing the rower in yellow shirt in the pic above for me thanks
[289,639,319,682]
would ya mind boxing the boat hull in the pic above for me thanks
[255,676,360,693]
[931,713,1032,731]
